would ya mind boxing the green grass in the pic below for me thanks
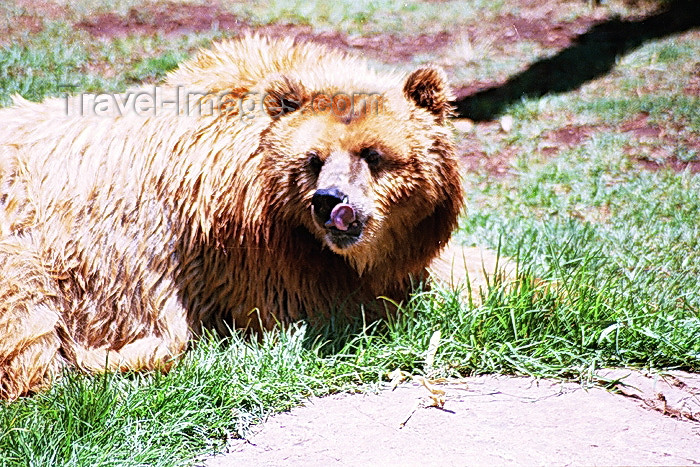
[0,23,109,105]
[127,50,188,83]
[0,21,221,105]
[1,1,699,466]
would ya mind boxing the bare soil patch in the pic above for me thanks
[75,3,244,38]
[202,370,700,466]
[539,124,605,158]
[12,0,69,20]
[456,122,608,178]
[622,113,700,173]
[73,1,452,63]
[548,124,600,147]
[0,14,42,40]
[0,0,70,44]
[686,63,700,97]
[456,121,519,177]
[494,13,600,49]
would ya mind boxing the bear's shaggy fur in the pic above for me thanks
[0,35,466,399]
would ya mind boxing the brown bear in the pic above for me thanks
[0,35,495,399]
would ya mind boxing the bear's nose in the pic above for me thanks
[311,188,346,224]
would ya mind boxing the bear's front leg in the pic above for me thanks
[0,241,65,400]
[70,294,192,374]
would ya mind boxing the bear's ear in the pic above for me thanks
[403,67,452,122]
[264,75,308,118]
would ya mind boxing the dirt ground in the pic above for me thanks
[202,370,700,466]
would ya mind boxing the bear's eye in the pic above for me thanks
[307,151,323,174]
[360,147,381,167]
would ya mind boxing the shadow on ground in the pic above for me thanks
[453,0,700,121]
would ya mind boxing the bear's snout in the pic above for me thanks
[312,188,351,228]
[311,188,363,243]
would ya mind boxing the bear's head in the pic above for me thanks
[257,67,464,275]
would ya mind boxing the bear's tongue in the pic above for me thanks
[325,204,356,231]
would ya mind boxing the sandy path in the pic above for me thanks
[202,371,700,466]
